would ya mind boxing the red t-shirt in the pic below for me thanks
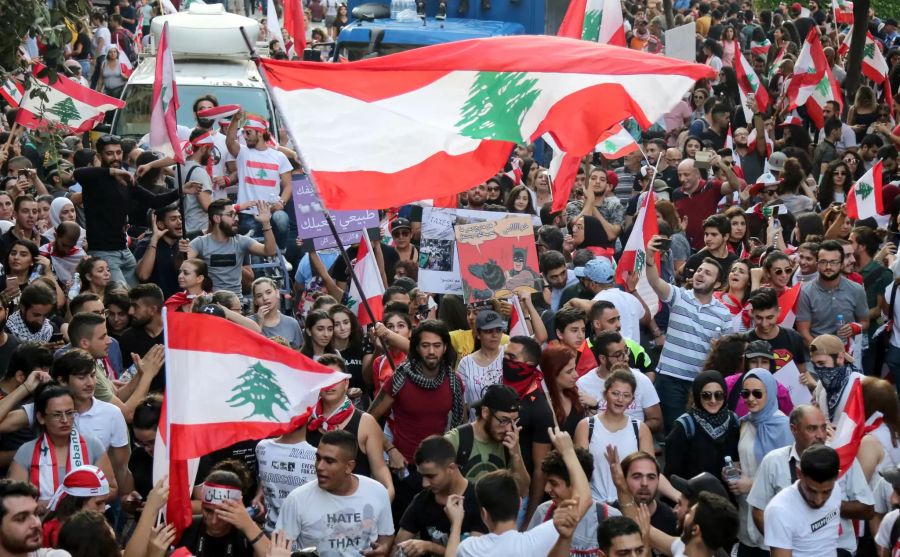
[674,179,724,250]
[391,376,458,462]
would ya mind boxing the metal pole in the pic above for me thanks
[176,162,186,236]
[238,27,398,374]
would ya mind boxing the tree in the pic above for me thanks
[226,362,290,420]
[842,0,872,105]
[662,0,674,31]
[0,0,91,76]
[456,71,541,141]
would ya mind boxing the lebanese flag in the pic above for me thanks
[0,78,23,107]
[261,35,714,210]
[546,133,581,213]
[16,65,124,133]
[160,311,349,536]
[833,0,854,23]
[558,0,626,46]
[266,0,286,52]
[615,190,660,316]
[283,0,307,55]
[596,123,639,159]
[787,28,843,129]
[847,160,884,221]
[777,282,802,328]
[347,234,385,327]
[508,295,530,337]
[748,127,774,157]
[839,31,887,84]
[116,44,134,78]
[828,379,865,478]
[197,104,241,130]
[767,47,786,82]
[735,50,770,122]
[134,11,144,53]
[750,38,771,57]
[149,23,183,164]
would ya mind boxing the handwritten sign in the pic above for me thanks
[292,174,378,249]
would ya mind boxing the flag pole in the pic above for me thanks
[176,162,186,237]
[237,27,398,374]
[2,123,19,154]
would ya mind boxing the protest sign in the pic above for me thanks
[665,22,697,62]
[772,357,812,405]
[292,174,378,249]
[455,215,541,303]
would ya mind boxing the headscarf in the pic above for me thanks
[688,370,733,441]
[50,198,74,228]
[742,368,793,464]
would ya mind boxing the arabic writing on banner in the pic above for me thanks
[292,174,378,249]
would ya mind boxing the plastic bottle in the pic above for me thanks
[723,456,740,484]
[836,314,845,339]
[390,0,399,19]
[67,273,81,300]
[28,264,43,284]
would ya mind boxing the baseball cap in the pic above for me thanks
[476,309,504,330]
[479,384,521,413]
[744,339,774,360]
[881,463,900,488]
[199,304,226,319]
[670,472,729,501]
[578,258,615,284]
[768,152,787,172]
[391,217,412,233]
[810,334,854,364]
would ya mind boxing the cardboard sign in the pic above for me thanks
[455,215,541,303]
[292,174,378,249]
[665,22,697,62]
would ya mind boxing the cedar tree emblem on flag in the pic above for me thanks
[226,362,290,420]
[582,10,602,41]
[456,72,540,140]
[47,98,81,126]
[856,181,873,200]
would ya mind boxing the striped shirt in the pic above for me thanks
[657,285,731,381]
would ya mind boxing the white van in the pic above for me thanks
[110,3,278,140]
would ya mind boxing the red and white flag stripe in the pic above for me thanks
[348,234,385,327]
[16,65,124,133]
[149,22,183,163]
[615,190,660,316]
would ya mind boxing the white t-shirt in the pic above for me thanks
[210,130,235,195]
[591,289,645,343]
[23,398,128,450]
[457,349,504,412]
[669,539,688,557]
[275,474,393,555]
[764,481,841,557]
[457,520,559,557]
[256,438,318,534]
[875,508,900,551]
[886,281,900,348]
[235,145,292,211]
[93,26,111,56]
[575,368,658,422]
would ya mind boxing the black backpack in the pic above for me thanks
[588,416,640,445]
[454,423,510,477]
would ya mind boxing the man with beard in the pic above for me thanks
[74,135,197,287]
[539,250,577,313]
[807,335,864,423]
[682,215,737,282]
[763,445,850,557]
[0,480,45,557]
[134,205,185,299]
[6,284,57,344]
[180,129,215,237]
[118,284,167,392]
[187,199,276,295]
[645,236,731,432]
[748,405,872,556]
[225,111,292,250]
[394,436,487,555]
[796,240,869,349]
[466,182,488,210]
[614,452,678,542]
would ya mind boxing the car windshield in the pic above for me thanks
[112,84,273,138]
[335,41,424,61]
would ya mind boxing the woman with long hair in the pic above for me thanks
[842,150,865,181]
[849,85,879,142]
[816,159,853,209]
[164,258,212,313]
[755,250,793,295]
[777,158,816,213]
[505,185,537,215]
[6,239,60,302]
[689,88,710,123]
[77,256,112,302]
[300,310,336,360]
[665,370,739,485]
[714,260,752,331]
[683,135,704,160]
[723,206,750,256]
[328,304,366,397]
[331,3,349,38]
[535,170,553,208]
[541,344,584,435]
[250,277,302,348]
[719,26,737,67]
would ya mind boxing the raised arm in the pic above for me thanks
[644,235,672,301]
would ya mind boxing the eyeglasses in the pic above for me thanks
[817,259,842,267]
[392,229,411,238]
[700,390,725,401]
[843,158,857,166]
[607,390,634,400]
[46,410,76,422]
[492,413,519,427]
[604,350,628,360]
[740,389,764,400]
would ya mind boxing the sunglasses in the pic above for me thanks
[700,391,725,401]
[770,267,790,275]
[740,389,764,400]
[487,186,500,192]
[392,229,411,238]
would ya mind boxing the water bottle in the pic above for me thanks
[67,273,81,300]
[723,456,740,485]
[28,264,44,284]
[836,314,845,339]
[390,0,399,19]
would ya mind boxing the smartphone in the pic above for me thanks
[50,332,64,343]
[17,169,27,178]
[655,237,671,251]
[893,232,900,246]
[291,549,320,557]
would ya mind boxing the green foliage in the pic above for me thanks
[753,0,897,16]
[0,0,91,78]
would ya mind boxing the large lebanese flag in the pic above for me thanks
[347,233,385,327]
[839,31,887,84]
[828,379,866,478]
[595,123,639,159]
[16,65,124,133]
[261,35,714,210]
[149,23,183,163]
[558,0,626,46]
[847,160,884,221]
[787,28,843,129]
[734,49,770,122]
[615,190,660,316]
[160,311,348,535]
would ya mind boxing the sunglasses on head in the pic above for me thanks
[700,391,725,401]
[740,389,764,400]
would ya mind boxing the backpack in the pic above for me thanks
[588,416,640,445]
[454,423,510,476]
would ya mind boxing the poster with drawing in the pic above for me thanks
[418,209,541,294]
[455,215,541,302]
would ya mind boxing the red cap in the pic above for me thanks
[606,170,619,187]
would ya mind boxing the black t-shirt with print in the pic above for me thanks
[399,481,487,545]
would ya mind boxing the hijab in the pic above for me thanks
[742,368,793,464]
[688,370,733,441]
[50,198,74,228]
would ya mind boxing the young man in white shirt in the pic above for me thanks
[576,331,661,432]
[276,429,394,555]
[764,444,843,557]
[564,258,649,344]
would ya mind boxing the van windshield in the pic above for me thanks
[112,85,273,138]
[335,41,423,61]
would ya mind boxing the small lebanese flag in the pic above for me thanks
[833,0,854,23]
[508,295,530,337]
[596,124,639,159]
[734,50,770,122]
[0,78,24,107]
[778,282,802,328]
[558,0,626,47]
[780,114,803,127]
[847,160,884,221]
[750,38,771,57]
[348,234,385,327]
[149,23,183,163]
[506,157,523,185]
[839,31,888,84]
[787,27,843,129]
[726,126,741,168]
[615,190,660,316]
[116,44,134,78]
[828,379,865,478]
[16,64,124,133]
[545,132,582,213]
[748,127,773,158]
